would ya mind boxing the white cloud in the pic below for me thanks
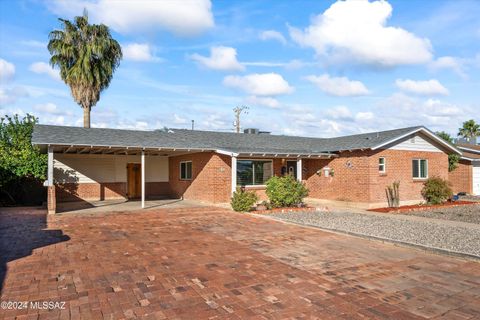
[190,46,244,71]
[223,73,294,96]
[395,79,449,96]
[173,114,188,124]
[245,96,280,108]
[289,0,432,67]
[259,30,287,45]
[123,43,160,62]
[0,87,29,106]
[305,74,369,96]
[33,102,73,116]
[0,58,15,83]
[47,0,214,36]
[429,56,467,78]
[355,111,374,121]
[325,106,353,120]
[29,62,61,81]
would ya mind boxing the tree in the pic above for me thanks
[458,119,480,142]
[0,114,47,203]
[435,131,453,143]
[48,11,122,128]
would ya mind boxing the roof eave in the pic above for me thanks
[370,127,462,155]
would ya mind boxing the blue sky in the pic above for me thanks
[0,0,479,137]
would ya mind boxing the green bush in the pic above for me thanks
[266,175,309,208]
[231,187,258,212]
[421,177,453,204]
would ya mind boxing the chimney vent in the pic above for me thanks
[244,128,260,134]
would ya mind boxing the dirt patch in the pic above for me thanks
[369,201,477,213]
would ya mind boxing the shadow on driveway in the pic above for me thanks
[0,207,70,293]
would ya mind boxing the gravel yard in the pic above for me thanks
[270,210,480,258]
[406,204,480,224]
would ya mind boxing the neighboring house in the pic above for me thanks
[449,143,480,195]
[32,125,461,214]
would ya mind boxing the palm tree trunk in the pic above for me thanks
[83,106,91,128]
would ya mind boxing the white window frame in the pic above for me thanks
[236,159,274,187]
[179,161,192,180]
[379,157,386,173]
[412,159,428,179]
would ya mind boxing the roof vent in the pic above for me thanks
[244,128,260,134]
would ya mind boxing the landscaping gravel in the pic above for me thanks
[406,204,480,224]
[270,210,480,258]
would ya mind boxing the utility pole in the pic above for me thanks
[191,120,194,130]
[233,105,249,133]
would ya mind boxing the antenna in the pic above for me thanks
[191,120,194,130]
[233,105,249,133]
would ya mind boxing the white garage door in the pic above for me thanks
[474,163,480,195]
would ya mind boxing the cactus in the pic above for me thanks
[386,181,400,208]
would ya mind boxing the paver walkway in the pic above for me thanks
[1,207,480,319]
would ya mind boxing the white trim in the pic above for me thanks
[179,160,193,180]
[231,155,237,195]
[461,157,480,162]
[141,150,145,209]
[296,158,302,181]
[371,128,462,154]
[216,149,238,157]
[458,146,480,154]
[236,159,273,187]
[47,146,54,186]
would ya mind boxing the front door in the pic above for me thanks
[286,161,297,179]
[127,163,141,199]
[473,163,480,195]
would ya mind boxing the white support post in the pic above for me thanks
[48,146,54,186]
[231,155,237,195]
[141,149,145,209]
[297,158,302,181]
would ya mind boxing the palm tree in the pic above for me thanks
[458,119,480,143]
[48,11,122,128]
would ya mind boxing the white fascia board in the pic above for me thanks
[461,156,480,162]
[458,146,480,155]
[216,149,239,157]
[371,128,462,155]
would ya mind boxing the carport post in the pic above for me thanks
[231,155,237,195]
[141,149,145,209]
[48,146,54,186]
[297,158,302,181]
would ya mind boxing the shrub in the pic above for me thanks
[231,187,258,212]
[266,175,309,208]
[386,181,400,208]
[421,177,453,205]
[448,153,460,172]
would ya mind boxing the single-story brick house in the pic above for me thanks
[449,143,480,195]
[32,125,462,214]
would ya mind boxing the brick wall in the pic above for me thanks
[304,149,449,204]
[55,181,171,202]
[367,149,448,203]
[169,152,231,203]
[448,160,472,194]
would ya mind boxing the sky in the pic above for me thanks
[0,0,479,138]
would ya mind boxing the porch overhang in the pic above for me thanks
[235,152,337,159]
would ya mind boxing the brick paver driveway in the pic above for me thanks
[1,207,480,319]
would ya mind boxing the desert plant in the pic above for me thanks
[421,177,453,205]
[266,175,309,208]
[231,187,258,212]
[386,181,400,208]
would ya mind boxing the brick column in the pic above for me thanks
[47,185,56,215]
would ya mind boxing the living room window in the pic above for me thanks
[379,157,386,173]
[180,161,192,180]
[412,159,428,179]
[237,160,273,186]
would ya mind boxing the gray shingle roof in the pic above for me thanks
[32,124,441,154]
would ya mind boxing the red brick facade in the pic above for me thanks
[169,152,231,203]
[304,149,448,205]
[49,147,454,211]
[448,160,473,194]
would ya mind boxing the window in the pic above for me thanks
[180,161,192,180]
[237,160,273,186]
[412,159,428,179]
[379,157,386,173]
